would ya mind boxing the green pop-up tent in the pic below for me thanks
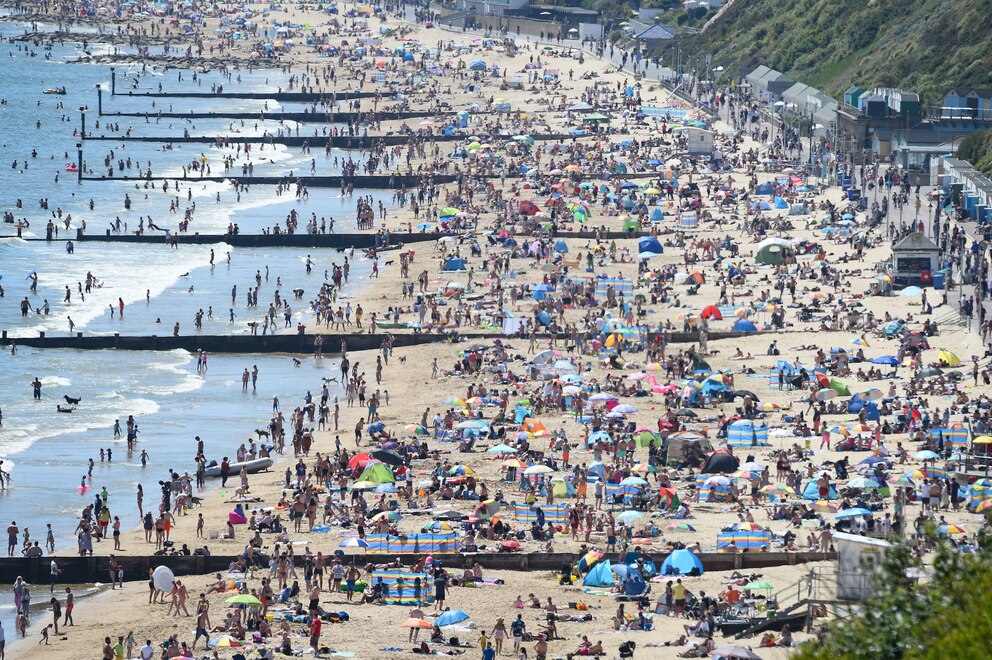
[829,379,851,397]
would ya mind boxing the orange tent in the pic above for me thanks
[519,417,548,435]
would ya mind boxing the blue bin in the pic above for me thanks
[933,271,946,290]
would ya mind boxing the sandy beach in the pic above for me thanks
[1,1,989,659]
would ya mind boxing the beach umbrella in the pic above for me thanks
[743,581,774,592]
[422,521,454,533]
[225,594,263,606]
[339,538,369,549]
[349,481,377,491]
[914,450,940,460]
[846,477,882,490]
[632,463,657,475]
[620,476,648,487]
[815,388,838,401]
[404,424,429,435]
[858,388,884,401]
[475,499,500,518]
[760,484,798,496]
[371,449,404,466]
[900,286,923,297]
[369,511,401,523]
[449,465,475,476]
[523,465,553,475]
[208,636,243,648]
[487,443,518,454]
[812,500,838,513]
[435,609,470,627]
[577,550,604,571]
[666,522,696,531]
[401,618,434,629]
[836,507,872,519]
[501,458,527,469]
[940,524,966,535]
[617,510,644,523]
[872,355,900,365]
[733,522,765,531]
[455,420,488,431]
[974,436,992,445]
[439,207,459,217]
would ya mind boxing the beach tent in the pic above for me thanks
[801,480,838,500]
[773,196,790,209]
[755,237,793,265]
[700,449,739,473]
[754,182,774,195]
[638,236,663,255]
[358,463,396,483]
[661,549,704,576]
[519,418,549,435]
[829,379,851,396]
[468,59,486,71]
[727,420,769,447]
[582,560,614,587]
[442,257,466,271]
[732,319,758,333]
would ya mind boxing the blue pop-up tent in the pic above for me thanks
[442,257,466,271]
[660,549,704,576]
[582,560,614,586]
[802,480,838,500]
[732,319,758,332]
[638,236,663,254]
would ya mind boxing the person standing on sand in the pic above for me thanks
[63,587,73,627]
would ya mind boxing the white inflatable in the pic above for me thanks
[152,565,175,592]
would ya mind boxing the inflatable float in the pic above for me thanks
[202,457,273,478]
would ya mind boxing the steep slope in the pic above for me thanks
[679,0,992,103]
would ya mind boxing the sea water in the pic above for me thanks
[0,347,343,550]
[0,18,385,543]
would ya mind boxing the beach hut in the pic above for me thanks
[727,420,769,447]
[582,560,615,587]
[660,549,704,576]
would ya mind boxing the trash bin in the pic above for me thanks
[933,270,946,290]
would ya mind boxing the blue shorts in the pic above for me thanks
[346,580,355,592]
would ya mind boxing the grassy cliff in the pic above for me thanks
[673,0,992,103]
[957,129,992,176]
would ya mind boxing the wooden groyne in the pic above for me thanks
[0,550,836,585]
[80,133,574,148]
[0,330,751,354]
